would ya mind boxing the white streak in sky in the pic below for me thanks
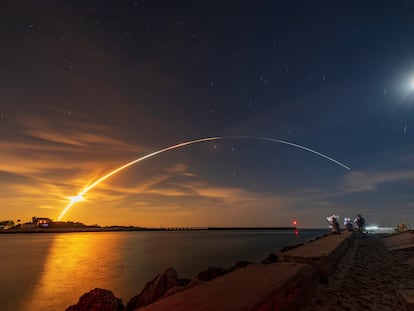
[57,136,350,220]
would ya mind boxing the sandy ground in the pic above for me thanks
[305,234,414,311]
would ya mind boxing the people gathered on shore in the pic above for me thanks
[327,214,366,234]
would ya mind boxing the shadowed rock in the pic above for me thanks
[65,288,124,311]
[196,266,228,281]
[126,267,179,311]
[163,278,193,297]
[280,243,304,253]
[196,262,252,282]
[261,253,278,264]
[229,260,253,271]
[177,278,191,287]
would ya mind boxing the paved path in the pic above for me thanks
[305,234,414,311]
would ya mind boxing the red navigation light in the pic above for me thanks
[292,220,298,226]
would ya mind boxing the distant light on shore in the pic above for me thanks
[365,226,396,234]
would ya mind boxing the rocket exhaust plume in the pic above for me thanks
[57,136,350,221]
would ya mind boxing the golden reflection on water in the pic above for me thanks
[21,233,125,311]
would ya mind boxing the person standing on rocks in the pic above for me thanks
[327,215,341,234]
[331,216,341,234]
[344,217,353,231]
[354,214,365,233]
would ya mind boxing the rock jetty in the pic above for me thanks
[67,231,389,311]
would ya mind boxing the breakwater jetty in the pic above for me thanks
[67,230,360,311]
[67,230,414,311]
[136,231,355,311]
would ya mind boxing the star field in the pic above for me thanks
[1,1,413,227]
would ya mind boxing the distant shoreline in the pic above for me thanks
[0,226,297,234]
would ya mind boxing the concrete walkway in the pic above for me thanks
[382,231,414,310]
[279,231,354,281]
[382,231,414,251]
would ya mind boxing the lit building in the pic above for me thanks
[32,217,51,228]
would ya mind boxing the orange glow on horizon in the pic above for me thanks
[57,136,350,222]
[57,137,221,221]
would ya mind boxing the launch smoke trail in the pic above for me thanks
[57,136,350,220]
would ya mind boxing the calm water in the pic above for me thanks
[0,229,328,310]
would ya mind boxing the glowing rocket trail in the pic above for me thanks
[57,136,350,221]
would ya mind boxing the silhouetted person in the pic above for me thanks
[354,214,365,233]
[344,217,353,231]
[331,216,341,234]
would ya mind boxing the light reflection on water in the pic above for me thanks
[0,229,328,311]
[21,233,125,311]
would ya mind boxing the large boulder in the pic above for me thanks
[280,243,304,253]
[261,253,278,264]
[196,266,228,281]
[126,267,180,311]
[66,288,124,311]
[229,260,252,271]
[196,261,253,282]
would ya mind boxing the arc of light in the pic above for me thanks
[57,136,350,221]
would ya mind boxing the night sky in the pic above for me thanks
[1,1,413,228]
